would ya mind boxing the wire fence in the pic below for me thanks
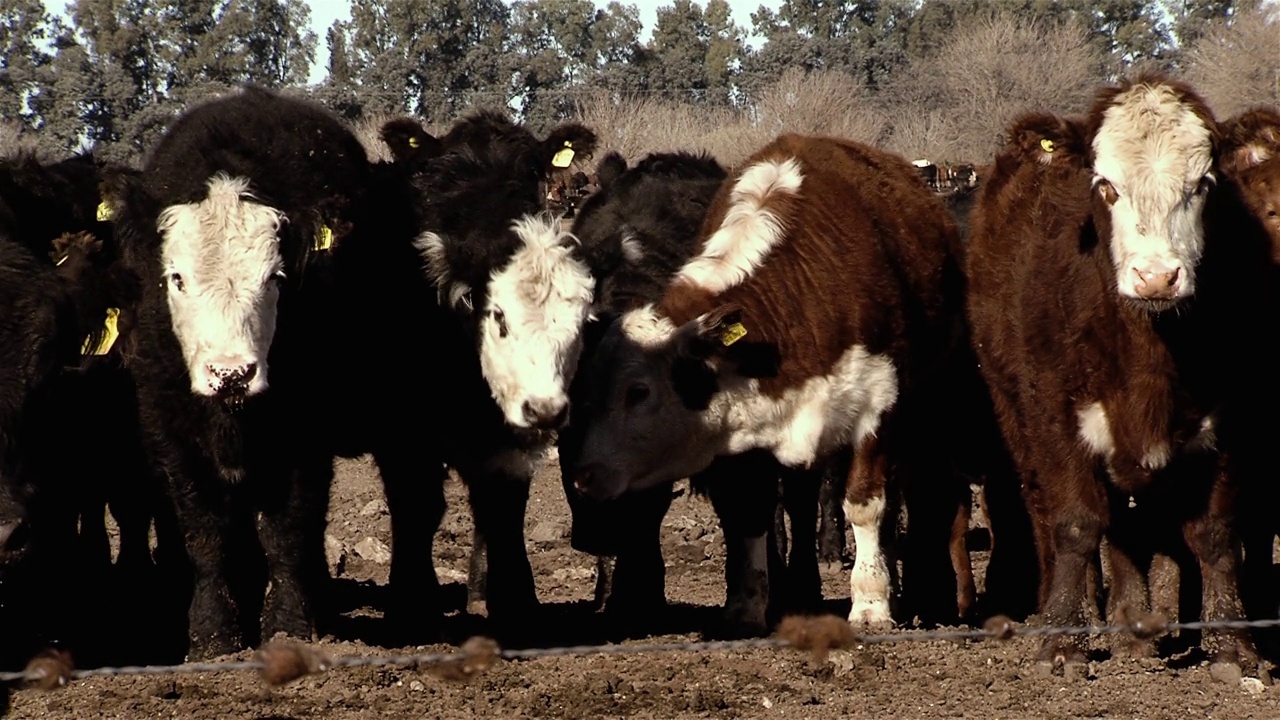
[5,613,1280,693]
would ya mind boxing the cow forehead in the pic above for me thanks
[1092,86,1214,192]
[486,215,593,315]
[158,174,285,277]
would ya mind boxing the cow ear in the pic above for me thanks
[673,303,780,381]
[98,166,148,222]
[595,152,627,190]
[381,117,443,167]
[541,122,598,175]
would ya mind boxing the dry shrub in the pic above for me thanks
[573,90,745,164]
[882,10,1103,163]
[750,66,888,146]
[1182,2,1280,119]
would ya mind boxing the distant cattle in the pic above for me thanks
[965,75,1271,678]
[104,85,374,660]
[368,109,601,637]
[564,132,976,635]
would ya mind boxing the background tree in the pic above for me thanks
[1181,0,1279,118]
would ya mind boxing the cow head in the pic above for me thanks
[1221,106,1280,248]
[567,302,780,501]
[1086,75,1219,311]
[108,169,287,401]
[388,112,600,431]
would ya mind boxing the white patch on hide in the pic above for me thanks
[157,174,285,397]
[844,495,891,626]
[620,304,678,347]
[480,214,595,429]
[675,157,803,294]
[1091,82,1214,302]
[414,230,473,311]
[710,344,899,468]
[1188,412,1218,452]
[620,233,644,263]
[1141,441,1171,471]
[1077,402,1115,458]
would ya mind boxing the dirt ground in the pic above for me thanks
[6,452,1280,720]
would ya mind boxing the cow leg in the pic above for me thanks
[256,458,331,645]
[1103,498,1156,659]
[167,474,245,660]
[779,465,822,614]
[949,496,977,621]
[845,436,893,630]
[1032,456,1106,673]
[602,486,674,628]
[899,450,971,627]
[1182,462,1259,680]
[467,526,488,615]
[980,453,1041,620]
[373,448,447,641]
[460,451,539,632]
[818,449,851,569]
[702,452,778,638]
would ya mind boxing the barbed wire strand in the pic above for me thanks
[4,614,1280,691]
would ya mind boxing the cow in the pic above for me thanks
[562,131,975,636]
[370,109,601,639]
[964,74,1271,680]
[102,85,376,660]
[1218,105,1280,654]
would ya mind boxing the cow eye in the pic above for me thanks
[625,383,649,408]
[492,308,508,338]
[272,269,287,284]
[1097,179,1119,205]
[168,273,185,292]
[1194,174,1215,196]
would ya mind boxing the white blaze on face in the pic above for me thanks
[479,215,595,429]
[1091,83,1215,303]
[157,174,287,398]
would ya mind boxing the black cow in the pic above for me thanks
[103,85,374,660]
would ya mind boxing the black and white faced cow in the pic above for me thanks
[105,85,371,660]
[381,110,601,630]
[566,133,969,636]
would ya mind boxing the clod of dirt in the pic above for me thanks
[528,520,568,545]
[324,534,347,571]
[1210,662,1244,685]
[354,537,392,565]
[1243,677,1267,695]
[360,499,389,517]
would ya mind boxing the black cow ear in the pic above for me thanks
[540,122,598,174]
[381,118,444,166]
[595,152,627,190]
[672,303,779,382]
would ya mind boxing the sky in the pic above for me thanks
[302,0,780,85]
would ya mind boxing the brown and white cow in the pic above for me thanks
[565,132,975,631]
[1218,105,1280,648]
[965,74,1272,679]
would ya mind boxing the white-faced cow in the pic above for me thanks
[103,85,373,660]
[369,110,601,637]
[965,74,1272,679]
[565,132,974,635]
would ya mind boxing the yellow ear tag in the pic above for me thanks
[313,224,334,251]
[96,201,113,221]
[1040,138,1056,153]
[720,322,747,346]
[551,141,575,169]
[82,307,120,356]
[55,254,68,267]
[408,135,420,149]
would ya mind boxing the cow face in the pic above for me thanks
[1088,80,1217,310]
[396,113,600,431]
[1221,108,1280,251]
[567,303,779,501]
[157,174,287,400]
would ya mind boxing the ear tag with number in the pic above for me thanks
[720,322,747,346]
[82,307,121,356]
[552,141,575,168]
[1040,138,1056,153]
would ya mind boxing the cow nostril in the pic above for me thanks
[552,403,569,428]
[522,400,537,425]
[242,363,258,383]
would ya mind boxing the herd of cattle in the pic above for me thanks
[2,72,1280,685]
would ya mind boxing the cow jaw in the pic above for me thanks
[157,174,286,400]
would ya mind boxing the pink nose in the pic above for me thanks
[1132,266,1181,300]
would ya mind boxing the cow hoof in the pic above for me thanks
[847,600,892,631]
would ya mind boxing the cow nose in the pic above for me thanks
[571,463,620,501]
[522,397,569,429]
[207,359,258,392]
[1132,265,1181,300]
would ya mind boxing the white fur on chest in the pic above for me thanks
[708,344,899,467]
[1076,401,1218,471]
